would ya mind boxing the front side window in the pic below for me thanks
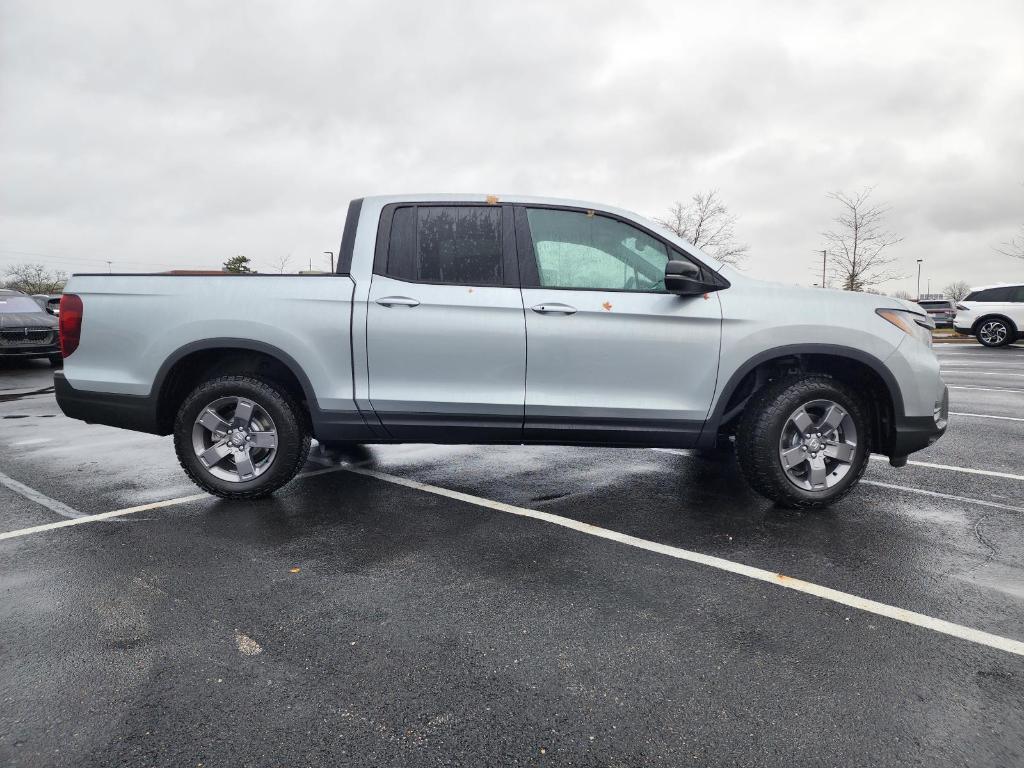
[386,205,502,285]
[526,208,671,291]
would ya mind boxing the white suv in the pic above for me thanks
[953,283,1024,347]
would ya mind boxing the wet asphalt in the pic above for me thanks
[1,343,1022,767]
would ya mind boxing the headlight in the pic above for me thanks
[876,308,933,347]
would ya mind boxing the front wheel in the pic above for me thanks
[173,375,311,499]
[976,319,1013,347]
[736,376,871,509]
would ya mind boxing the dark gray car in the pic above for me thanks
[0,289,61,366]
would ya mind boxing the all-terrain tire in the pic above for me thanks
[735,375,871,509]
[173,375,311,499]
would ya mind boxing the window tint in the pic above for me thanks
[525,209,670,291]
[968,286,1014,302]
[1011,286,1024,302]
[386,205,502,285]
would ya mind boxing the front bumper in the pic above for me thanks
[890,385,948,457]
[0,343,60,359]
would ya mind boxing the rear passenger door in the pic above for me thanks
[366,203,526,441]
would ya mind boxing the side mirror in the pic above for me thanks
[664,260,707,295]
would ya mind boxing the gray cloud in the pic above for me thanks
[1,0,1022,290]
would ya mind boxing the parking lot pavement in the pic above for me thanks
[1,348,1022,767]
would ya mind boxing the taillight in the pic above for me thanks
[58,294,83,357]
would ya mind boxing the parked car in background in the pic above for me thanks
[916,298,956,328]
[953,283,1024,347]
[55,194,947,509]
[0,289,62,366]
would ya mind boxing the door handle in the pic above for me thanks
[375,296,420,308]
[531,302,577,315]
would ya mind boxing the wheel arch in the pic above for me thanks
[703,344,902,452]
[153,339,317,434]
[972,314,1018,335]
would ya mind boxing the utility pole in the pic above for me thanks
[916,259,923,299]
[324,251,335,272]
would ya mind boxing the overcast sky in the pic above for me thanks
[2,0,1022,293]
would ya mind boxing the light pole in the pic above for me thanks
[821,250,826,288]
[916,259,923,299]
[324,251,335,272]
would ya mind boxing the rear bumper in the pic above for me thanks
[54,372,163,434]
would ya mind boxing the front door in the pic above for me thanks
[516,206,722,446]
[366,203,526,441]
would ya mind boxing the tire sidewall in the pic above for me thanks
[174,376,308,497]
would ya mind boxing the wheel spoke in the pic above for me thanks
[781,445,808,468]
[824,442,855,463]
[790,407,814,435]
[249,430,277,449]
[819,404,847,433]
[233,398,255,427]
[806,455,828,489]
[235,449,256,480]
[197,408,230,434]
[199,441,231,468]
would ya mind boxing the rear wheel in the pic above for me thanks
[173,375,311,499]
[736,376,871,509]
[976,318,1013,347]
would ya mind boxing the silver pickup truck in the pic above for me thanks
[55,194,947,508]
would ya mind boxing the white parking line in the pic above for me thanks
[950,411,1024,422]
[0,464,351,541]
[344,466,1024,657]
[867,455,1024,481]
[859,480,1024,513]
[0,469,85,519]
[949,386,1024,394]
[940,370,1024,377]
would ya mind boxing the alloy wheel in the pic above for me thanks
[979,321,1007,346]
[778,399,858,491]
[191,396,278,482]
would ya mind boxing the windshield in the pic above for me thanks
[0,295,46,314]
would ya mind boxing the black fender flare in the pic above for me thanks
[701,343,904,442]
[153,337,319,407]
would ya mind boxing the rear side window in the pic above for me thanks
[386,205,502,285]
[966,287,1015,301]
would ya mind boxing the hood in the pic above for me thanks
[0,312,59,329]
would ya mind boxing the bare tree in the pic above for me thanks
[655,190,750,266]
[822,187,904,291]
[943,281,971,302]
[995,225,1024,259]
[892,289,913,300]
[269,254,293,274]
[2,263,67,294]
